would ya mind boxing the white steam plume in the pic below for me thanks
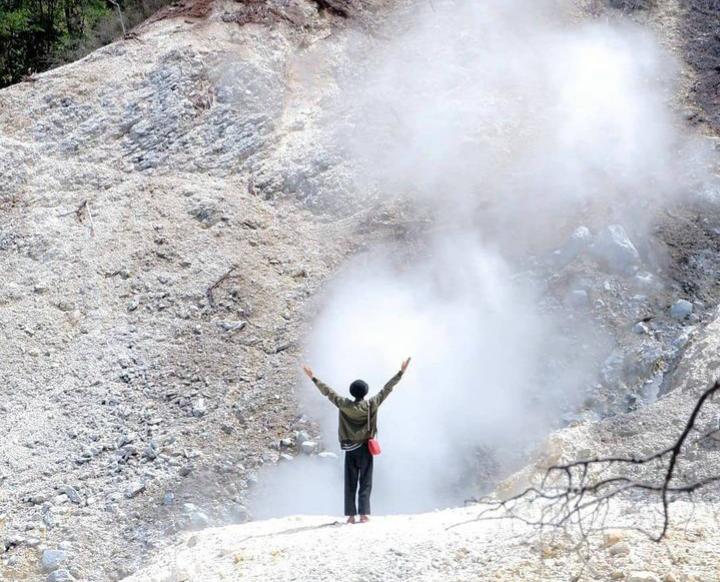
[250,0,713,517]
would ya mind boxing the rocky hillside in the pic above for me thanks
[0,1,370,579]
[1,0,720,581]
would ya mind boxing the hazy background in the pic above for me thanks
[250,0,712,517]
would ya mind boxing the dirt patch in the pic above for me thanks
[607,0,655,10]
[221,1,299,26]
[656,201,720,305]
[143,0,216,25]
[682,0,720,132]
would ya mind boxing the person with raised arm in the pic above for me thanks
[302,357,411,524]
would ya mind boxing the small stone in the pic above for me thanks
[191,398,207,418]
[576,448,592,460]
[143,441,159,460]
[567,289,589,307]
[190,511,209,528]
[42,511,56,529]
[609,542,630,556]
[232,504,251,522]
[300,441,317,455]
[61,486,82,505]
[4,534,25,549]
[162,492,175,506]
[116,444,138,463]
[183,503,209,529]
[318,451,338,460]
[116,433,135,448]
[179,465,193,477]
[41,549,68,572]
[670,299,693,320]
[603,530,624,547]
[219,321,246,332]
[635,271,655,287]
[610,571,624,580]
[591,224,641,274]
[632,322,650,335]
[554,226,592,264]
[279,453,294,461]
[627,573,661,582]
[125,481,145,499]
[47,569,76,582]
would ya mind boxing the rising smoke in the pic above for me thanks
[250,0,712,517]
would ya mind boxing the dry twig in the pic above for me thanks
[206,265,239,307]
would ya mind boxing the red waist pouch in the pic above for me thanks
[367,438,381,456]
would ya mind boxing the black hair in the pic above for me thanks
[349,379,369,401]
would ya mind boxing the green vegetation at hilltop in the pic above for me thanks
[0,0,169,87]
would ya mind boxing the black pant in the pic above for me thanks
[344,443,374,516]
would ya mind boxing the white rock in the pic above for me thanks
[567,289,589,307]
[183,503,209,529]
[318,451,338,460]
[190,511,210,529]
[609,542,630,556]
[627,572,661,582]
[47,569,76,582]
[125,481,145,499]
[670,299,693,320]
[192,398,207,417]
[591,224,641,274]
[61,486,82,505]
[41,549,68,572]
[633,322,650,335]
[635,271,655,287]
[554,225,593,264]
[219,321,246,332]
[300,441,318,455]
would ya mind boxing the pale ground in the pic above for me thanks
[127,501,720,582]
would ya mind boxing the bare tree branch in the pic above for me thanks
[449,380,720,542]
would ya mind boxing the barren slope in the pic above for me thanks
[0,2,367,579]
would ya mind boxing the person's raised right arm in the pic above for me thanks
[302,365,351,409]
[369,357,411,408]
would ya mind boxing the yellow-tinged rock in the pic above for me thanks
[603,530,624,548]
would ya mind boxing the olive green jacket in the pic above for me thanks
[312,370,404,443]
